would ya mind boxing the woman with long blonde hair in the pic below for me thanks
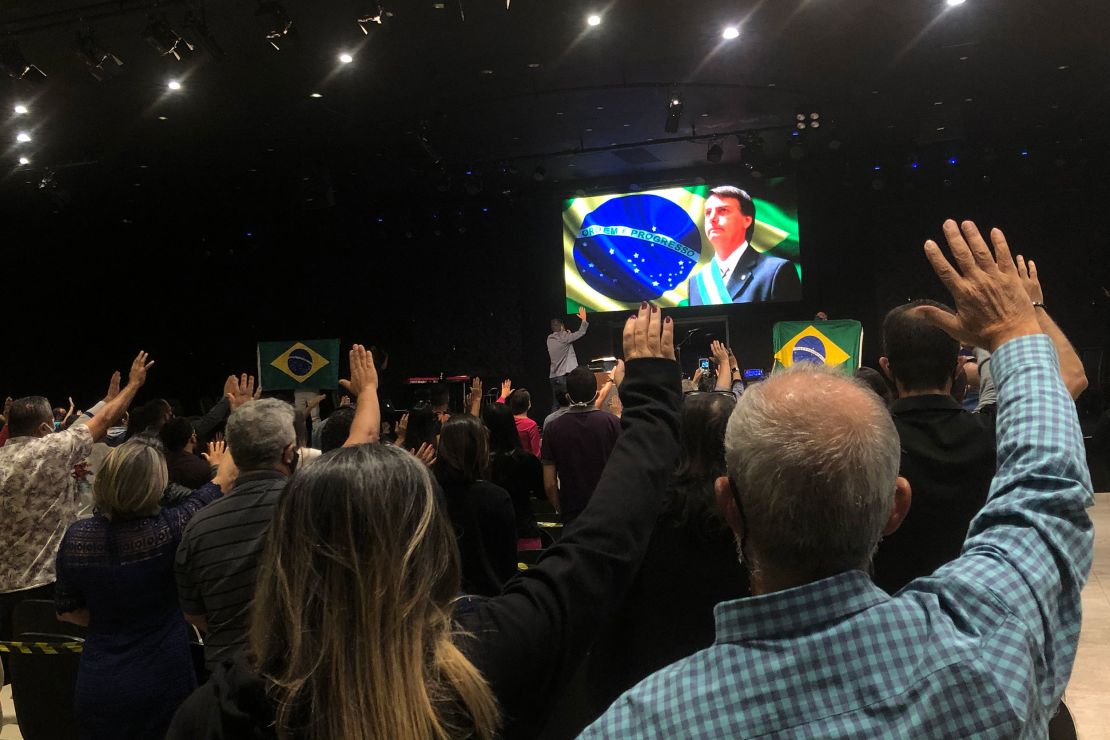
[169,305,681,739]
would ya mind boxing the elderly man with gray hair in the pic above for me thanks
[584,220,1093,738]
[175,397,298,670]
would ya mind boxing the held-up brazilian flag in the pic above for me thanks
[772,320,863,372]
[257,339,340,390]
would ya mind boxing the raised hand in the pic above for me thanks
[226,374,260,410]
[202,439,227,467]
[710,340,731,369]
[396,412,409,439]
[918,220,1040,352]
[128,351,155,387]
[577,306,588,322]
[1015,254,1044,304]
[212,447,239,493]
[412,442,437,468]
[339,344,379,398]
[622,303,675,361]
[105,371,122,402]
[2,396,11,421]
[612,359,626,387]
[500,379,513,400]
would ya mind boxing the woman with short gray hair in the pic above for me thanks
[54,437,236,740]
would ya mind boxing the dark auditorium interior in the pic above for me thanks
[0,0,1107,738]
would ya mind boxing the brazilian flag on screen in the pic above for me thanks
[772,321,863,372]
[257,339,340,390]
[563,183,800,313]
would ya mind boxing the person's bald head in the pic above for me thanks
[721,363,901,580]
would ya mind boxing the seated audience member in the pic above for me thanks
[483,403,544,545]
[160,417,213,489]
[855,366,894,406]
[174,346,379,670]
[871,299,996,594]
[55,439,236,739]
[541,366,622,523]
[168,305,681,740]
[583,390,749,730]
[435,415,517,596]
[583,221,1093,738]
[500,385,541,457]
[0,352,151,680]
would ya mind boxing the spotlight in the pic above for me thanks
[338,52,354,64]
[587,14,602,27]
[143,14,195,61]
[75,26,123,81]
[706,142,724,163]
[794,111,821,130]
[947,156,958,165]
[309,92,323,98]
[664,95,683,133]
[167,79,182,91]
[358,5,393,34]
[0,41,47,82]
[16,131,31,143]
[946,0,966,6]
[13,104,28,115]
[18,156,30,166]
[257,1,296,50]
[722,26,740,40]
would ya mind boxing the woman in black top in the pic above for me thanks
[482,403,544,542]
[168,306,681,740]
[580,390,751,732]
[435,414,518,596]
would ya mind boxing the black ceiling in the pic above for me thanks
[1,0,1107,208]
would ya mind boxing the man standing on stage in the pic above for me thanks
[547,307,589,412]
[687,186,802,305]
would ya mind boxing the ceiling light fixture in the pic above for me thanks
[13,104,28,115]
[257,1,296,50]
[143,14,195,61]
[0,41,47,82]
[587,14,602,27]
[338,52,354,64]
[76,25,124,81]
[18,156,30,166]
[722,26,740,40]
[309,92,323,98]
[167,79,182,91]
[946,0,966,6]
[16,131,31,143]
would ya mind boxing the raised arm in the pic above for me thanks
[84,352,154,442]
[1015,255,1088,399]
[463,303,680,734]
[917,220,1093,710]
[339,344,380,446]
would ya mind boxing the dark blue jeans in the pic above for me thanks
[550,374,569,412]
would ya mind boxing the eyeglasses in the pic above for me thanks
[683,390,737,399]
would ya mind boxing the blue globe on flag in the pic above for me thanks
[792,335,827,364]
[286,348,314,377]
[572,194,703,302]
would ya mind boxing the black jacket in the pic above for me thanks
[167,357,682,740]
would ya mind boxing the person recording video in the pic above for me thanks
[687,186,802,306]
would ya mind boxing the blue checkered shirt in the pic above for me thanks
[581,334,1093,739]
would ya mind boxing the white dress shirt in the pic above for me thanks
[713,242,749,282]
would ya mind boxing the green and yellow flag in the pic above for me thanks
[257,339,340,390]
[563,184,801,313]
[772,320,863,372]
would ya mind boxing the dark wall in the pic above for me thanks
[4,150,1108,416]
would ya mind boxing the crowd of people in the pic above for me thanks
[0,219,1098,739]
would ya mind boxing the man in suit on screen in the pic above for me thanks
[686,186,802,306]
